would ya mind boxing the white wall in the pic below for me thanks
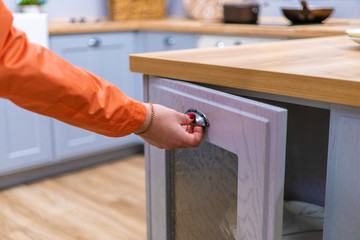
[3,0,107,18]
[2,0,184,18]
[3,0,360,19]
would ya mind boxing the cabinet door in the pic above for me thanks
[145,76,287,240]
[140,32,197,53]
[0,99,53,175]
[50,32,141,161]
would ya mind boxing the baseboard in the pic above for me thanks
[0,144,144,190]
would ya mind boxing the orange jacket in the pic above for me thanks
[0,1,146,137]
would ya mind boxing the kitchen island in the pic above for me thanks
[130,36,360,240]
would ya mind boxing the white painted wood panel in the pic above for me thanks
[145,76,287,240]
[324,104,360,240]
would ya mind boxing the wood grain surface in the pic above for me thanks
[49,17,360,38]
[0,155,146,240]
[130,36,360,107]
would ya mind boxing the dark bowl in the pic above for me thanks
[223,3,260,24]
[281,7,334,24]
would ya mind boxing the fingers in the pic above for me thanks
[182,124,192,133]
[180,126,203,148]
[179,112,194,125]
[139,106,204,149]
[188,125,194,133]
[142,125,203,149]
[177,113,203,148]
[190,126,203,145]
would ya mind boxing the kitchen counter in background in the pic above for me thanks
[49,17,360,38]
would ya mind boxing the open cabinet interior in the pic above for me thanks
[253,99,330,206]
[244,97,330,240]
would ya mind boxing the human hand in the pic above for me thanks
[134,103,203,150]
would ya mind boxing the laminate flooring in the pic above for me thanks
[0,154,146,240]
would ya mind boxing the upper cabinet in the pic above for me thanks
[50,32,141,161]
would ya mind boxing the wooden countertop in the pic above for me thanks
[130,36,360,107]
[49,17,360,38]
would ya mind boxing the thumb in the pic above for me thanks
[178,112,194,125]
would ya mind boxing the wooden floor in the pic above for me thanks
[0,154,147,240]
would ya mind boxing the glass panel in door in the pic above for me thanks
[169,141,238,240]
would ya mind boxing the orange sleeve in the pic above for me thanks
[0,1,146,137]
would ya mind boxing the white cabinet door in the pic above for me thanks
[50,32,141,161]
[145,76,287,240]
[0,100,53,175]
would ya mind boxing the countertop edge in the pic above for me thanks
[129,37,360,108]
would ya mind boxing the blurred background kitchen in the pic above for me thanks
[3,0,360,19]
[1,0,360,239]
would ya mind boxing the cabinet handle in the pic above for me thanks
[164,36,176,46]
[88,38,101,47]
[233,40,242,45]
[185,109,210,128]
[215,41,225,48]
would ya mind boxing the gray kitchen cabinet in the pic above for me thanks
[134,31,197,107]
[0,100,54,175]
[50,32,141,161]
[140,32,197,53]
[144,76,287,240]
